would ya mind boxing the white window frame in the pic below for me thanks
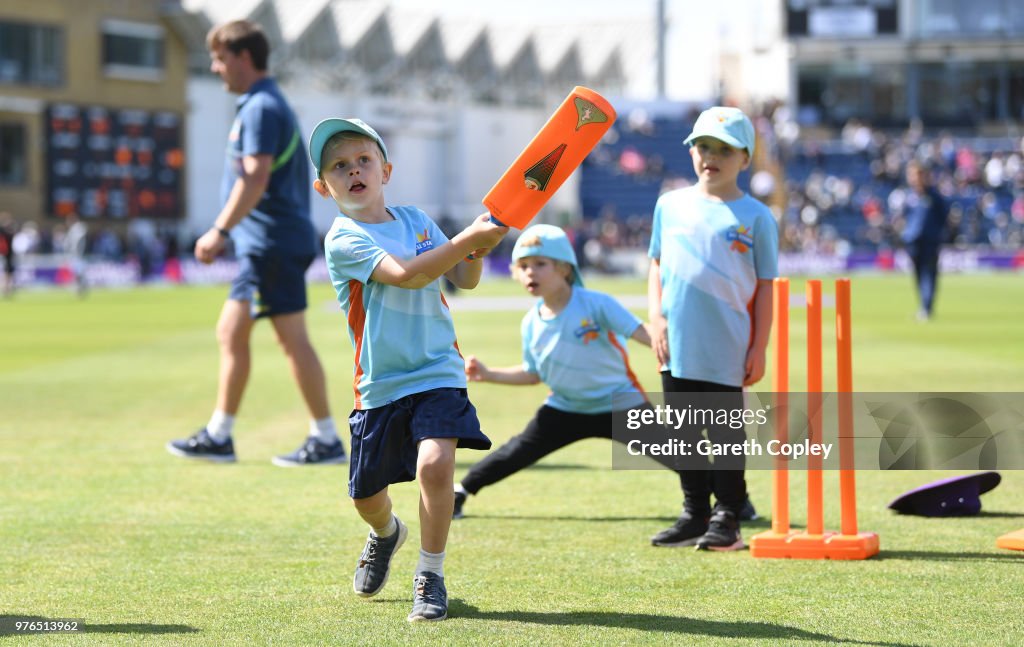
[101,19,165,82]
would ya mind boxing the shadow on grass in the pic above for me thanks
[878,550,1024,562]
[0,616,198,636]
[460,514,774,530]
[449,603,918,646]
[462,513,678,523]
[454,461,598,471]
[976,511,1024,519]
[886,511,1024,520]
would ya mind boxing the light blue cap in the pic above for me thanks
[683,106,756,156]
[307,117,388,174]
[511,224,583,287]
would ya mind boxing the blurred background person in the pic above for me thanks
[63,213,89,298]
[900,161,950,322]
[0,212,15,298]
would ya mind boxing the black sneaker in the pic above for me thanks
[696,509,745,551]
[651,512,709,547]
[166,428,236,463]
[271,436,347,467]
[739,497,759,521]
[353,517,408,597]
[407,571,448,623]
[452,490,467,519]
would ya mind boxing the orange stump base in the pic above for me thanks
[750,530,880,560]
[996,529,1024,551]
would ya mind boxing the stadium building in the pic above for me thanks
[721,0,1024,130]
[164,0,647,237]
[0,0,190,225]
[1,0,647,236]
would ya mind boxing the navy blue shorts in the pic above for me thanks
[229,252,313,319]
[347,387,491,499]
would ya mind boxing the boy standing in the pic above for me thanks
[648,107,778,550]
[308,117,507,621]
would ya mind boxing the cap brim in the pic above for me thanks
[308,118,385,172]
[683,131,747,151]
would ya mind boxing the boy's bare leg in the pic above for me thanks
[352,487,407,598]
[417,438,457,553]
[353,488,392,529]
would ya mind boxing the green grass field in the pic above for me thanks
[1,273,1022,645]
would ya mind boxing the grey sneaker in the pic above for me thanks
[739,497,759,521]
[272,436,347,467]
[651,512,708,547]
[407,571,447,622]
[452,490,467,519]
[166,428,236,463]
[696,509,745,551]
[353,517,408,597]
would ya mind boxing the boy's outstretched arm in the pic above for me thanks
[444,245,492,290]
[647,259,670,366]
[744,278,774,386]
[631,322,653,347]
[465,355,541,385]
[372,214,507,289]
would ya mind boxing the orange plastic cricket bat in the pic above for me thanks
[483,86,616,228]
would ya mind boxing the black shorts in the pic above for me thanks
[229,252,313,319]
[347,387,491,499]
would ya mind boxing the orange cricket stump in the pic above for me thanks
[996,529,1024,551]
[750,278,797,552]
[806,280,824,537]
[834,279,878,558]
[750,278,880,560]
[750,278,797,555]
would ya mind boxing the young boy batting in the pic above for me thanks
[648,106,778,550]
[308,117,507,622]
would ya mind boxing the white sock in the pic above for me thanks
[417,549,445,577]
[455,483,468,496]
[206,410,234,443]
[372,514,398,538]
[310,417,339,444]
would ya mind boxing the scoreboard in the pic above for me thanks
[45,103,184,220]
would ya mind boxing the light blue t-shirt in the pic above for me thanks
[325,205,465,410]
[521,288,647,414]
[648,186,779,387]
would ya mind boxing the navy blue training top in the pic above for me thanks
[901,186,948,248]
[222,77,315,256]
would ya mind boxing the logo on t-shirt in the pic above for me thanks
[574,318,602,344]
[415,228,434,255]
[726,225,754,253]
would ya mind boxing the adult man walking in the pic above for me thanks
[168,20,344,466]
